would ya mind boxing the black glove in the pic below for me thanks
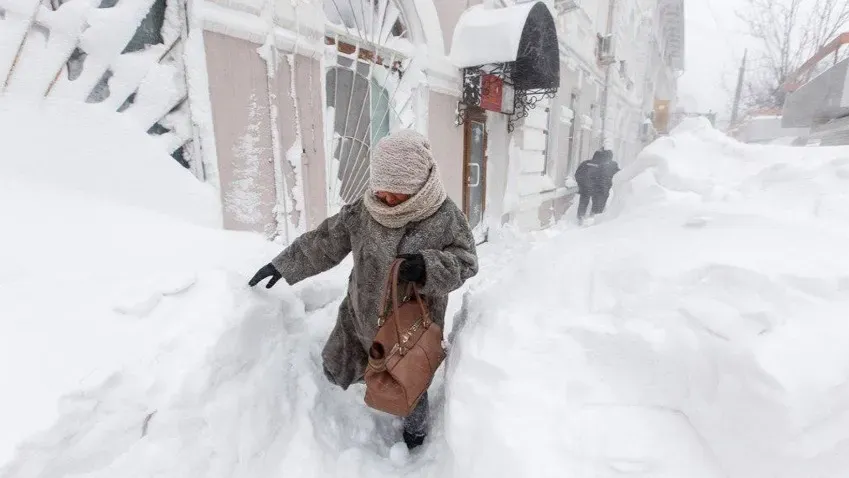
[248,263,283,289]
[398,254,426,285]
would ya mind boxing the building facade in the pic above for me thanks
[0,0,684,243]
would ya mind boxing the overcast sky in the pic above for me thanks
[678,0,758,119]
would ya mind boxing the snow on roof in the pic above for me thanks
[449,1,544,68]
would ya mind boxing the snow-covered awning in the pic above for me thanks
[449,1,560,90]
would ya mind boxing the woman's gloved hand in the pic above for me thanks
[248,263,283,289]
[397,254,426,285]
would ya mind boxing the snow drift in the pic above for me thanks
[0,99,443,477]
[0,98,219,227]
[0,99,273,471]
[447,118,849,477]
[4,103,849,478]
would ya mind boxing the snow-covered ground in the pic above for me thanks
[0,99,219,228]
[448,120,849,477]
[3,101,849,478]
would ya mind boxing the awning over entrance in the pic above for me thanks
[449,1,560,90]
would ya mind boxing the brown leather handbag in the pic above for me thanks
[364,259,445,417]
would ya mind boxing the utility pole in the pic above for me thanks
[730,49,747,127]
[599,0,617,150]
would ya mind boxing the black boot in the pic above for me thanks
[403,430,426,449]
[402,392,429,450]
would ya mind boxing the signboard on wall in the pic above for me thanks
[501,82,515,114]
[479,74,503,112]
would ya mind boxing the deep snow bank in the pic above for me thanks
[612,117,849,226]
[446,118,849,477]
[0,98,220,227]
[0,100,279,472]
[6,106,849,478]
[0,150,279,470]
[0,100,461,477]
[0,158,459,477]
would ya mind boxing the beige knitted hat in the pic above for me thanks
[369,129,435,195]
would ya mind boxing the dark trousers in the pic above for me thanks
[403,392,429,437]
[577,190,610,220]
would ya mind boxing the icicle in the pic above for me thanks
[285,52,306,238]
[183,0,220,190]
[257,0,291,244]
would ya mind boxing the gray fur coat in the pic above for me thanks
[271,197,478,390]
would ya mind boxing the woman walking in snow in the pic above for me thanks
[248,129,479,450]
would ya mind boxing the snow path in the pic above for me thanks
[3,102,849,478]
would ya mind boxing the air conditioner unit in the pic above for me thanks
[554,0,580,15]
[597,34,615,66]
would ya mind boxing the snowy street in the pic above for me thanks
[3,97,849,477]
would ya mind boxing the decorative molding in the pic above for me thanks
[427,56,462,96]
[560,105,574,124]
[200,2,325,58]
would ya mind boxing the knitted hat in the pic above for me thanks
[369,129,435,195]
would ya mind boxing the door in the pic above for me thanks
[654,99,670,134]
[463,106,488,243]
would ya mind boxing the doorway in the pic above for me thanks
[462,106,488,243]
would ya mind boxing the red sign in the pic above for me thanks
[479,74,503,112]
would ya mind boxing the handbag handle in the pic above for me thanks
[378,259,402,324]
[379,259,429,355]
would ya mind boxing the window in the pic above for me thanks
[541,107,551,175]
[542,99,560,177]
[325,59,395,204]
[323,0,416,212]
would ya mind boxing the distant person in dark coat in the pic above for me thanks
[574,149,620,224]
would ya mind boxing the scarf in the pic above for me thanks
[363,164,447,229]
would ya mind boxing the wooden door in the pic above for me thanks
[463,106,488,241]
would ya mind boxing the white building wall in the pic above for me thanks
[442,0,683,233]
[175,0,687,237]
[547,0,681,221]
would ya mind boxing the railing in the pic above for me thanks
[782,57,849,128]
[784,32,849,92]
